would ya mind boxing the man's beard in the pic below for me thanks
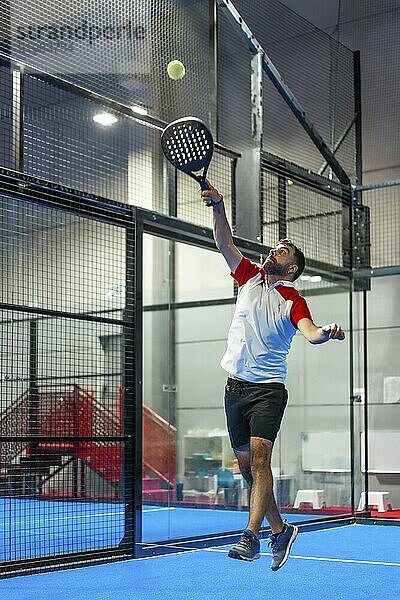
[264,259,288,277]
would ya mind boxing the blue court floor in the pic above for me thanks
[0,498,310,560]
[0,524,399,600]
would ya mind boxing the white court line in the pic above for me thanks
[0,512,123,527]
[143,507,176,513]
[1,515,398,569]
[0,506,176,528]
[4,543,399,576]
[131,543,400,568]
[287,554,400,567]
[203,547,400,568]
[142,524,354,550]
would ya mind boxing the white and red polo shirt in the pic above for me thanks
[220,257,312,384]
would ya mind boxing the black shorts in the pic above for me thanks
[224,378,288,449]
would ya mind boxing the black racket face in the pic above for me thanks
[161,117,214,180]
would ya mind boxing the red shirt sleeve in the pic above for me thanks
[276,284,312,328]
[290,295,312,328]
[231,257,263,287]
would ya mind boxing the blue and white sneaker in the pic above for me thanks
[268,522,298,571]
[228,529,260,561]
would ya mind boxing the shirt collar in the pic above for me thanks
[259,269,295,290]
[267,279,295,291]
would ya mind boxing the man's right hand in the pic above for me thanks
[199,180,223,207]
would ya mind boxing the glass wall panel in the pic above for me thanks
[351,288,366,515]
[142,232,355,546]
[142,234,249,544]
[142,234,174,542]
[277,281,354,522]
[364,275,400,519]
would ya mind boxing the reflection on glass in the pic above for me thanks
[363,276,400,520]
[142,234,354,547]
[143,235,248,543]
[278,286,353,520]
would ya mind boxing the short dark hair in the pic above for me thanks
[278,238,305,281]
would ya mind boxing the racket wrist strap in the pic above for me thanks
[212,194,223,206]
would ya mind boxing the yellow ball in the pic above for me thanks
[167,60,185,80]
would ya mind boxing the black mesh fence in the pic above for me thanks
[1,0,396,576]
[336,0,400,184]
[0,63,13,169]
[1,0,233,231]
[177,149,235,228]
[217,9,253,154]
[218,0,356,179]
[0,0,356,233]
[1,0,211,126]
[23,74,136,203]
[261,152,348,272]
[362,183,400,268]
[0,68,235,230]
[0,176,135,571]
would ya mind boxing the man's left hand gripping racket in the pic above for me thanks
[161,117,216,205]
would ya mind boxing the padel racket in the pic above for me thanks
[161,117,214,192]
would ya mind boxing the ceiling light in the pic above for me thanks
[131,104,148,116]
[93,113,118,126]
[300,275,311,281]
[309,275,322,283]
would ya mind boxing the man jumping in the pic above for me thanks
[200,181,345,571]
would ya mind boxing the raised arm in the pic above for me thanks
[297,318,346,344]
[200,181,243,273]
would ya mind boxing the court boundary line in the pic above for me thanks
[203,547,400,567]
[139,525,355,555]
[3,528,399,579]
[140,522,354,550]
[0,506,175,528]
[2,518,399,573]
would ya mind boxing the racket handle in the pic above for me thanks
[198,175,222,206]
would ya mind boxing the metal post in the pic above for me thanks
[164,162,177,430]
[132,214,143,557]
[354,49,369,513]
[353,50,371,284]
[209,0,218,138]
[231,158,237,233]
[277,176,287,240]
[353,51,363,195]
[347,190,355,515]
[167,240,177,428]
[362,289,369,513]
[12,65,24,171]
[166,163,177,218]
[235,51,262,241]
[119,215,137,555]
[28,319,39,497]
[250,51,263,147]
